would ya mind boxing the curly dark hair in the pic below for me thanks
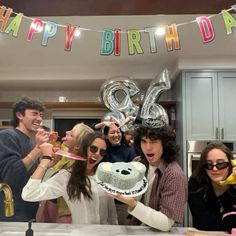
[67,132,106,201]
[12,97,45,127]
[133,125,179,164]
[191,142,233,191]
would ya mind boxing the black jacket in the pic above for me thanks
[188,177,236,232]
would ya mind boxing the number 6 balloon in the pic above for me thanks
[140,69,171,128]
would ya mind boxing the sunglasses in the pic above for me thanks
[204,162,229,170]
[89,145,106,157]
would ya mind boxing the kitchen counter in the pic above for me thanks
[0,222,229,236]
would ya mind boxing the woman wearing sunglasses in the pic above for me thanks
[95,121,136,225]
[22,132,117,224]
[188,142,236,232]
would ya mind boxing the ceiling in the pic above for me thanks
[0,1,236,92]
[1,0,235,16]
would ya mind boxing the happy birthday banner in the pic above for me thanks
[0,4,236,55]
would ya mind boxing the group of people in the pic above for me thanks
[0,97,235,233]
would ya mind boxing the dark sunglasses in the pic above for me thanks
[204,162,229,170]
[89,145,106,157]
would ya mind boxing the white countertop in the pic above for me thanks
[0,222,228,236]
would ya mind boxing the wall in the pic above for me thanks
[0,90,99,102]
[0,87,174,130]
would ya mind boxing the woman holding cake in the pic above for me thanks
[22,132,117,224]
[95,120,136,225]
[188,142,236,232]
[108,125,187,231]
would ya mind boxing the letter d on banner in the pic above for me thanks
[196,16,215,43]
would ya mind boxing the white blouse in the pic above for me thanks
[22,169,117,224]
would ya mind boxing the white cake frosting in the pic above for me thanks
[96,161,146,190]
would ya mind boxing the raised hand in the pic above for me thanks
[220,160,236,185]
[35,128,49,147]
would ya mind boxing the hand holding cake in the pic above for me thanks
[96,161,148,197]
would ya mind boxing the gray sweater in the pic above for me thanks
[0,128,38,221]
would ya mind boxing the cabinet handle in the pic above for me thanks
[221,128,224,140]
[216,128,219,139]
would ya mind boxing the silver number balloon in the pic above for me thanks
[100,78,140,117]
[140,69,171,127]
[101,111,126,126]
[100,77,140,131]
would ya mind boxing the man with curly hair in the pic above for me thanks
[110,125,187,231]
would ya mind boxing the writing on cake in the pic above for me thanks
[96,161,146,190]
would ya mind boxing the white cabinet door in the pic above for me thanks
[218,72,236,140]
[185,71,236,141]
[185,72,219,140]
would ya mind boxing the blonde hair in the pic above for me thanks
[53,123,94,173]
[72,123,94,147]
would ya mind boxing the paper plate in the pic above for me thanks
[55,150,86,161]
[96,176,148,197]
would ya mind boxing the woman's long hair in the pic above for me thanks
[67,132,105,201]
[191,142,233,192]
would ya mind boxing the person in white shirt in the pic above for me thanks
[108,125,187,231]
[22,132,117,224]
[36,122,95,223]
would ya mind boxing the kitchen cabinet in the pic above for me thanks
[185,71,236,140]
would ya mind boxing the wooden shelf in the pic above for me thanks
[44,102,106,109]
[0,125,12,130]
[0,101,176,109]
[0,102,14,109]
[154,101,176,107]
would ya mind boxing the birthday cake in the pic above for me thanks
[96,161,146,190]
